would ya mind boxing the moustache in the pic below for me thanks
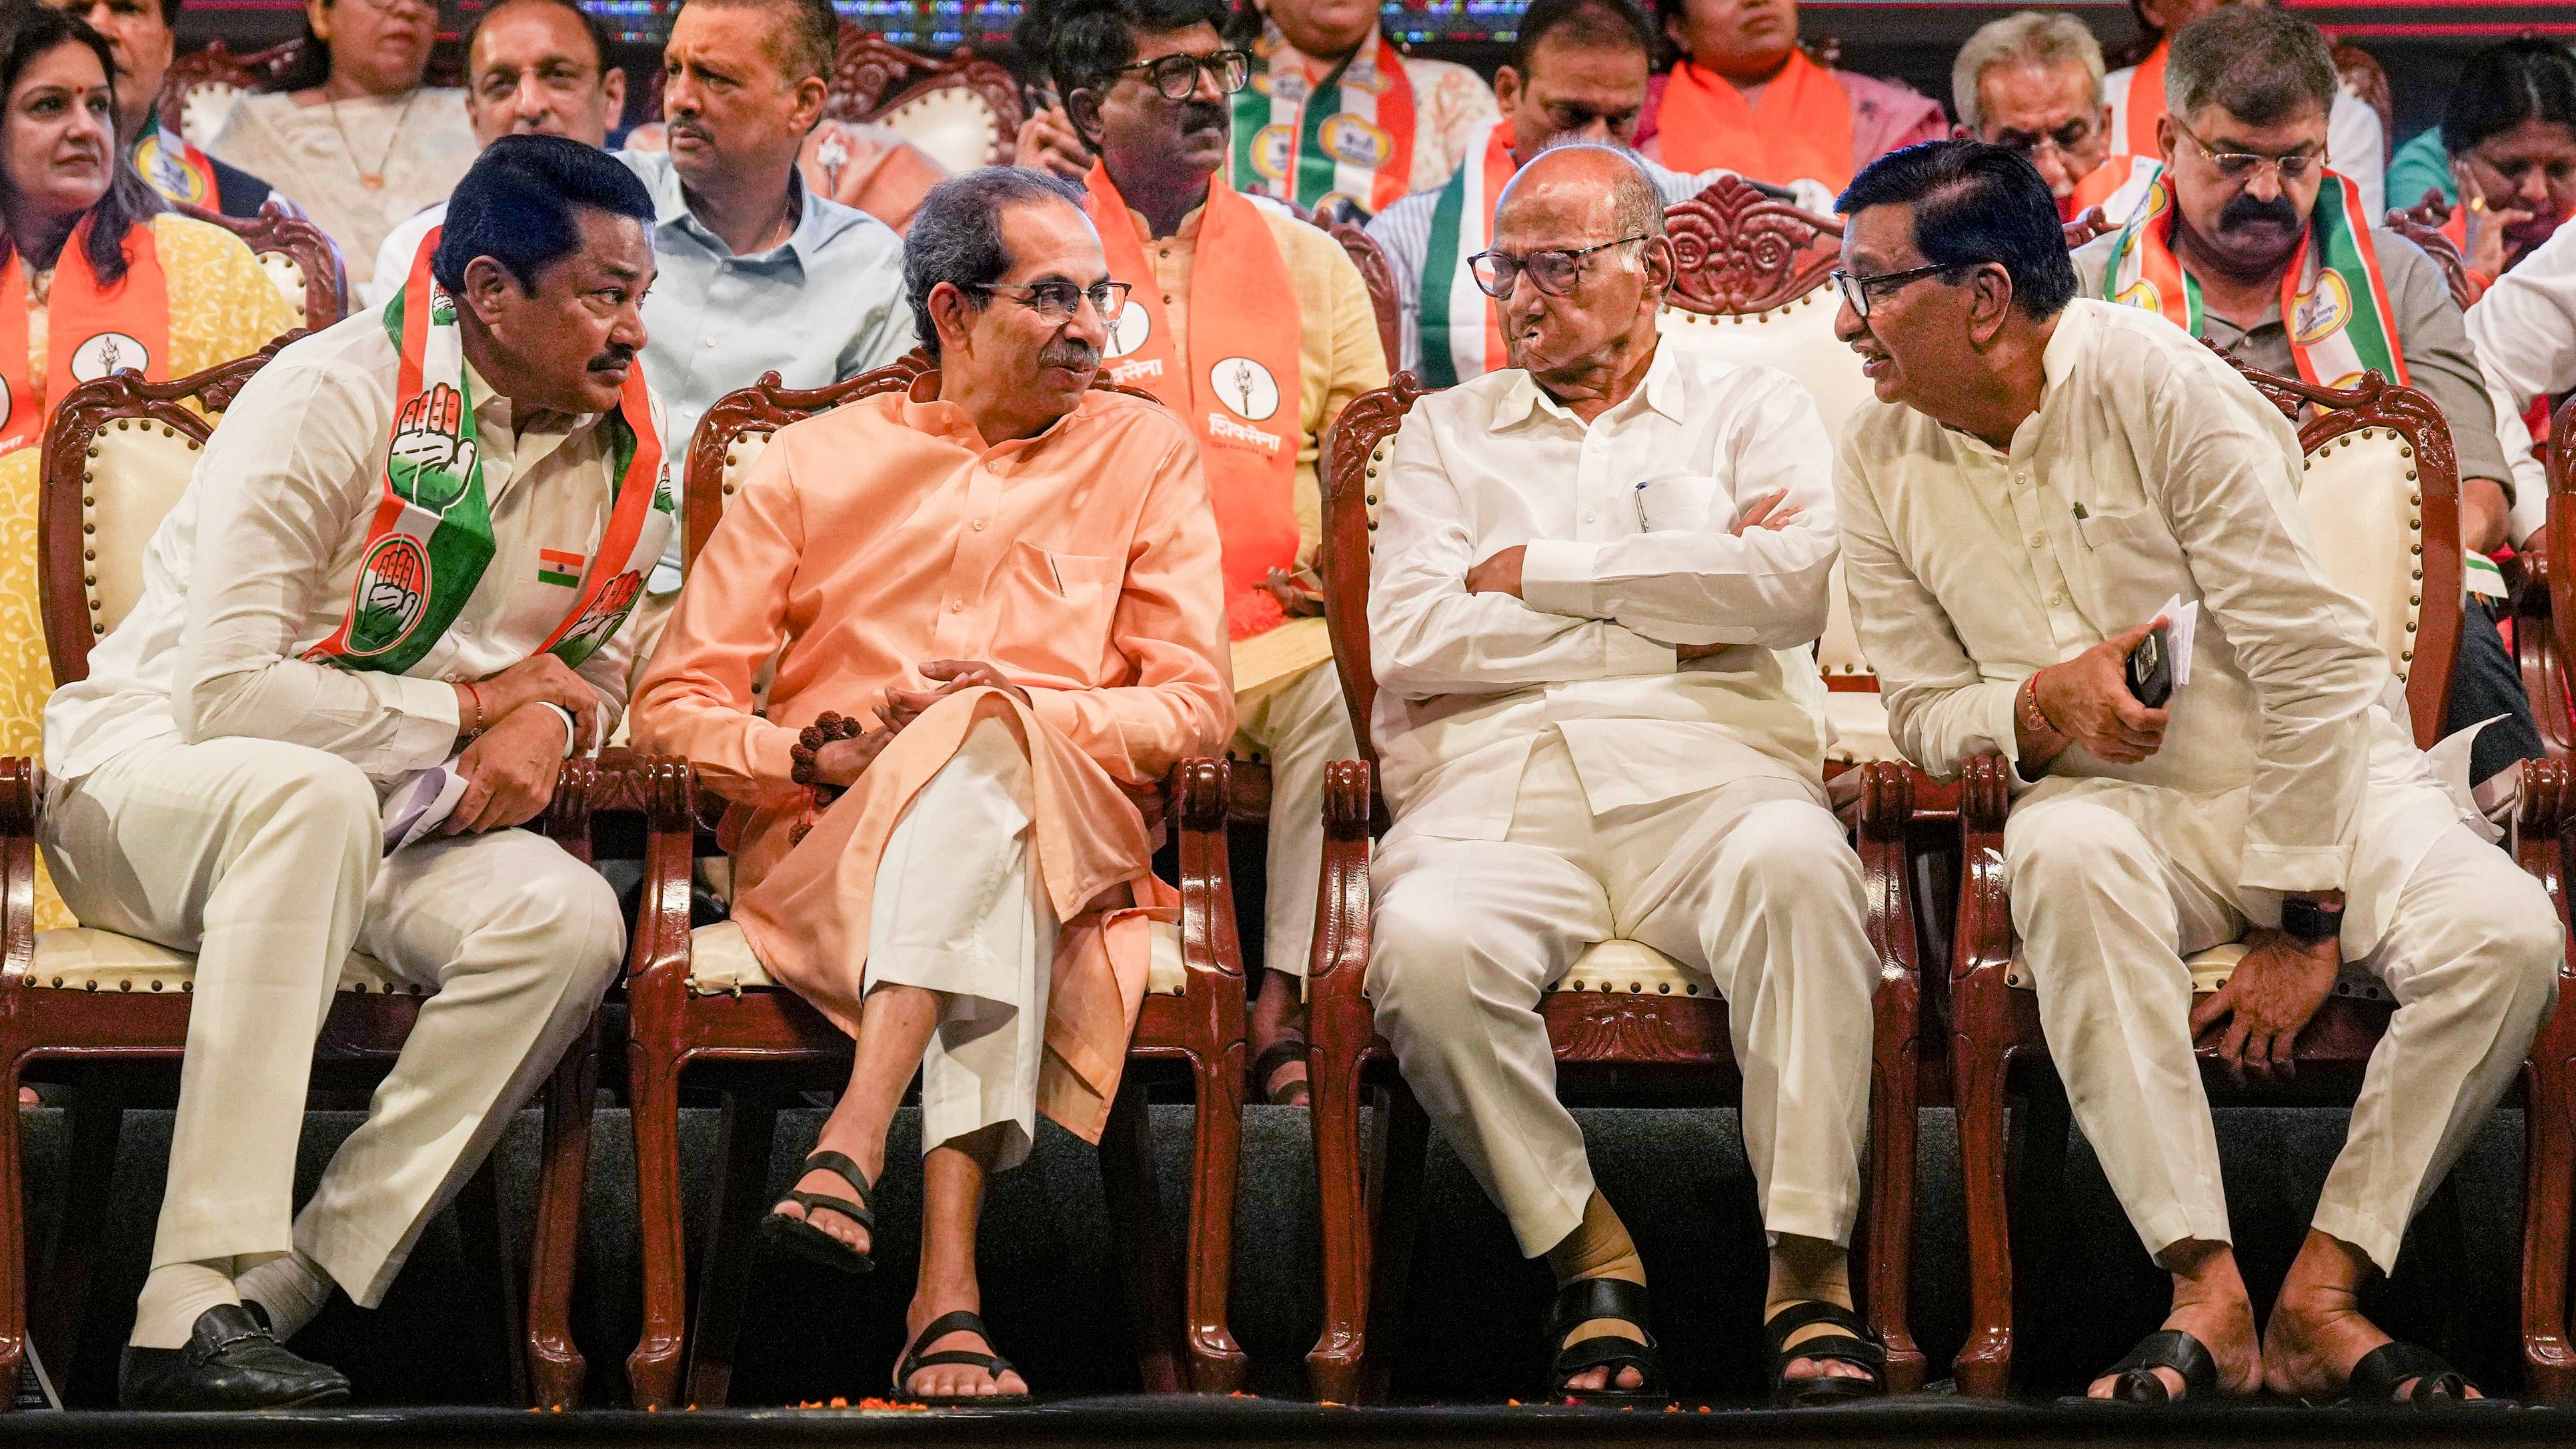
[587,345,637,372]
[2217,193,2303,233]
[666,119,713,144]
[1176,101,1226,133]
[1042,339,1100,371]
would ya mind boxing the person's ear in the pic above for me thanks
[1660,11,1689,58]
[787,72,828,132]
[2155,112,2177,171]
[927,280,979,357]
[1492,63,1523,113]
[1066,85,1106,152]
[1638,234,1676,299]
[1965,263,2015,346]
[601,65,627,119]
[305,0,333,44]
[459,253,519,327]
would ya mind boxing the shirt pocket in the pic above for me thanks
[994,541,1123,688]
[2073,506,2155,552]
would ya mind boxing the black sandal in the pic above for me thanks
[1763,1299,1887,1407]
[895,1309,1027,1407]
[1545,1276,1666,1405]
[1252,1035,1310,1106]
[2339,1341,2504,1407]
[760,1148,876,1275]
[2077,1329,2219,1405]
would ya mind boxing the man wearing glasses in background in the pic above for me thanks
[1364,139,1888,1407]
[2071,4,2543,792]
[47,0,308,219]
[1951,11,2157,226]
[1024,0,1386,1105]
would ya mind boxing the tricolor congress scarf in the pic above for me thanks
[1229,26,1415,218]
[1418,117,1514,387]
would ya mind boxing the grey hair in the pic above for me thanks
[1953,11,2104,133]
[1503,137,1667,241]
[2165,4,2336,129]
[902,167,1090,360]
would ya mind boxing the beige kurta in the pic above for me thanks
[631,377,1236,1139]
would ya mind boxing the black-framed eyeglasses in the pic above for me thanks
[1989,115,2097,159]
[1468,234,1649,299]
[1830,262,1973,319]
[965,279,1133,322]
[2171,114,2325,185]
[1110,49,1252,101]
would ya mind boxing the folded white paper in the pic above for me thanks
[2152,593,2198,692]
[381,761,469,855]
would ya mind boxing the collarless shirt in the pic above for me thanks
[616,149,914,592]
[1368,342,1838,842]
[44,310,644,786]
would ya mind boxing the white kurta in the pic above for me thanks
[2465,220,2576,545]
[37,314,637,1302]
[1364,346,1876,1256]
[1836,299,2559,1271]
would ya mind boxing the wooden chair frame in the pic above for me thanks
[1298,372,1927,1403]
[1326,223,1402,377]
[177,202,348,332]
[622,356,1252,1408]
[3,344,615,1407]
[1947,363,2576,1400]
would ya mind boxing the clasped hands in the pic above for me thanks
[792,660,1031,793]
[443,654,600,837]
[1464,488,1800,659]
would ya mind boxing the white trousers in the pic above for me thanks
[864,718,1058,1171]
[39,735,622,1306]
[1231,660,1358,979]
[2007,784,2561,1273]
[1366,733,1878,1257]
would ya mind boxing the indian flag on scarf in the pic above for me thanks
[1418,117,1515,387]
[1229,29,1415,217]
[537,549,583,586]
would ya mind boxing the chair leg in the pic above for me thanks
[27,1072,121,1403]
[1101,1078,1184,1394]
[1362,1084,1428,1406]
[1304,1034,1371,1401]
[1182,1033,1248,1392]
[0,1047,35,1411]
[452,1156,527,1405]
[1864,1018,1925,1392]
[683,1092,778,1410]
[1951,984,2016,1398]
[624,1048,688,1410]
[2525,1046,2576,1403]
[523,1021,597,1408]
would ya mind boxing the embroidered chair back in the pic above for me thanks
[826,28,1022,172]
[183,203,347,330]
[1326,221,1402,376]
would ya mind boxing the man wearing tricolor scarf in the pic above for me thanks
[1217,0,1494,218]
[1031,0,1386,1104]
[1635,0,1942,194]
[1367,0,1828,383]
[45,0,305,219]
[41,137,664,1410]
[2073,5,2541,788]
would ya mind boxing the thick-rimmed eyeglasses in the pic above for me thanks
[1110,49,1252,101]
[1989,115,2097,161]
[2171,114,2325,185]
[1830,261,1971,319]
[964,279,1133,322]
[1468,234,1648,298]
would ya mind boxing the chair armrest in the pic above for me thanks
[1854,760,1921,990]
[1306,758,1375,1020]
[0,757,34,985]
[1953,752,2015,987]
[590,751,697,1006]
[1172,758,1246,983]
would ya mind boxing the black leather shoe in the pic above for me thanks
[118,1304,351,1410]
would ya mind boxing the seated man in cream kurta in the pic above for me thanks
[1032,0,1387,1104]
[41,137,664,1410]
[631,168,1233,1403]
[1368,143,1883,1406]
[1832,139,2557,1404]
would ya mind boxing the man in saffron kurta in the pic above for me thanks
[1636,0,1941,193]
[630,168,1232,1402]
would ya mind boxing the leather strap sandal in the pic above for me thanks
[2340,1341,2503,1406]
[1763,1299,1888,1407]
[1546,1276,1667,1405]
[896,1309,1027,1406]
[1252,1035,1310,1106]
[2079,1329,2220,1405]
[760,1148,876,1275]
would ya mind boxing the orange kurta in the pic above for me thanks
[630,375,1236,1140]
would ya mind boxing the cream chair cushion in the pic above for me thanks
[1656,289,1872,442]
[686,916,1190,996]
[179,83,246,149]
[877,85,1001,175]
[1822,688,1898,766]
[1548,938,1710,997]
[27,926,419,994]
[256,252,309,325]
[722,429,774,507]
[2293,425,2424,681]
[83,417,205,641]
[2005,940,2391,1002]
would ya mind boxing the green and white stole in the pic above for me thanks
[1228,26,1416,217]
[305,227,672,675]
[2103,169,2407,389]
[1418,117,1514,387]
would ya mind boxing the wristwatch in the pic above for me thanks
[2281,894,2345,946]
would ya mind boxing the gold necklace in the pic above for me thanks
[327,86,418,192]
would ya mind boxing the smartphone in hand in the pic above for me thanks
[2125,623,2174,708]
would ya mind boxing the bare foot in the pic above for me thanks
[771,1138,880,1258]
[1557,1310,1648,1394]
[1768,1297,1874,1386]
[896,1305,1029,1400]
[2087,1291,2261,1401]
[2263,1280,2480,1401]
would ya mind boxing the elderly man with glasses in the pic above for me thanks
[631,167,1232,1402]
[1020,0,1387,1104]
[1951,10,2159,225]
[2071,4,2542,792]
[1364,138,1886,1408]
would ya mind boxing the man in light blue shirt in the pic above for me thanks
[616,0,914,638]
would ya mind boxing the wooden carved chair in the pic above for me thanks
[0,340,614,1407]
[156,37,299,147]
[179,203,347,332]
[2387,197,2478,312]
[1327,222,1402,377]
[824,28,1024,172]
[1298,373,1927,1402]
[1948,363,2576,1401]
[2525,397,2576,760]
[620,354,1253,1408]
[2331,41,2396,164]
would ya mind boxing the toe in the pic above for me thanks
[1615,1364,1643,1390]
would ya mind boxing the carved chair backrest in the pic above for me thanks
[181,203,347,330]
[826,28,1023,171]
[2331,41,2395,163]
[161,37,463,146]
[1318,376,1433,769]
[1327,221,1402,375]
[38,334,299,686]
